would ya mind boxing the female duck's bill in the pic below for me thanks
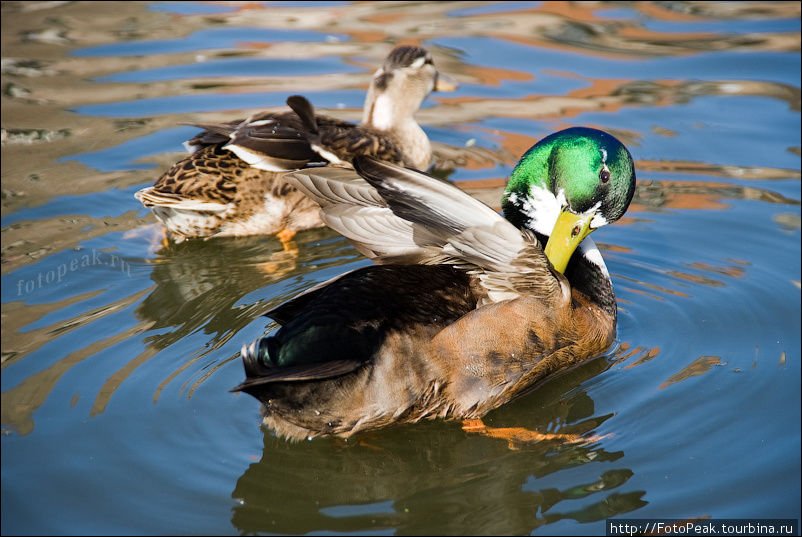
[232,127,636,442]
[134,45,458,244]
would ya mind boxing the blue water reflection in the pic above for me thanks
[95,56,362,83]
[1,1,799,535]
[433,35,801,87]
[73,27,348,57]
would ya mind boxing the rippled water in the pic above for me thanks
[2,1,800,535]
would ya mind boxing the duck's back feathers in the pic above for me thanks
[185,111,324,172]
[183,99,410,174]
[224,115,324,172]
[140,145,257,205]
[235,358,364,390]
[232,264,477,391]
[286,95,319,134]
[287,95,409,167]
[182,120,240,151]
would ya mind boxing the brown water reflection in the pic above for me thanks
[2,227,361,434]
[659,355,723,389]
[1,288,152,435]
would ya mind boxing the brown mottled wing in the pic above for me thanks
[287,95,408,167]
[136,144,272,212]
[184,97,406,171]
[315,123,408,166]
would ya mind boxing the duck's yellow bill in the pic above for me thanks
[544,208,596,274]
[435,73,458,92]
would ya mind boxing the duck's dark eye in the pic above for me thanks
[600,169,610,183]
[572,225,581,237]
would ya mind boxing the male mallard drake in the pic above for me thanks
[232,127,636,441]
[134,45,457,244]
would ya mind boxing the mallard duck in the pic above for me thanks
[232,127,636,442]
[134,46,457,244]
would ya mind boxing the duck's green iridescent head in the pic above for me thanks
[502,127,636,273]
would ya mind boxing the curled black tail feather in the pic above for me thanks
[287,95,319,135]
[232,335,364,393]
[241,337,274,379]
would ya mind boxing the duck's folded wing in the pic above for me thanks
[286,166,445,263]
[225,120,323,172]
[231,359,364,391]
[285,157,564,302]
[185,111,324,172]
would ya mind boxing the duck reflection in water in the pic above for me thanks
[135,229,360,352]
[231,355,645,535]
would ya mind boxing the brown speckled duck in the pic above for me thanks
[134,46,457,244]
[233,127,636,442]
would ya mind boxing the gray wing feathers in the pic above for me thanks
[288,167,385,208]
[284,159,560,301]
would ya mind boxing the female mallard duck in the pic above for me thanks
[232,127,636,441]
[134,46,457,244]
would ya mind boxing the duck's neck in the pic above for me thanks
[362,88,431,169]
[565,238,617,319]
[506,186,613,310]
[530,229,615,318]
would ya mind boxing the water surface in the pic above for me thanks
[2,1,800,535]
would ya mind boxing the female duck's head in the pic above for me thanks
[362,45,457,130]
[502,127,636,273]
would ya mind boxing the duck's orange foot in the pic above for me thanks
[253,228,301,276]
[461,419,611,450]
[255,255,296,276]
[356,438,386,452]
[327,435,385,452]
[275,228,299,255]
[123,224,171,252]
